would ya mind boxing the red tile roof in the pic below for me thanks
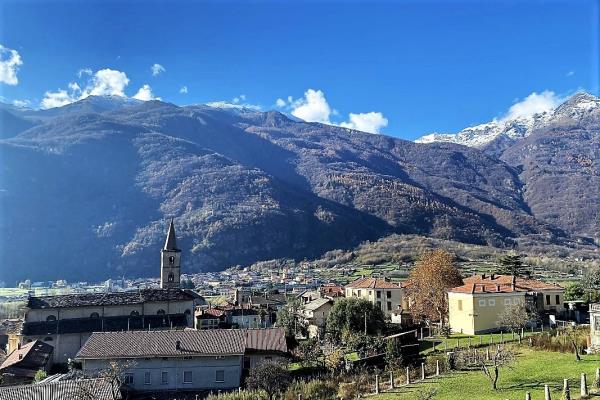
[450,274,563,294]
[345,277,402,289]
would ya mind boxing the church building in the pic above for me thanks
[6,221,205,365]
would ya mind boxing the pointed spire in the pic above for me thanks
[164,218,179,251]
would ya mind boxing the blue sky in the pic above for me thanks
[0,0,598,139]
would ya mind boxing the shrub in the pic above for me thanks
[337,382,361,400]
[284,379,337,400]
[206,390,269,400]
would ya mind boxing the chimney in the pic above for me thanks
[481,284,486,293]
[176,340,181,351]
[511,275,516,290]
[490,273,495,280]
[496,284,500,292]
[481,273,486,279]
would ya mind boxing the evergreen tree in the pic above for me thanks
[497,253,526,276]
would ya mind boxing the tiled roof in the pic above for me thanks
[0,319,23,334]
[76,330,246,359]
[244,328,288,353]
[345,277,402,289]
[0,340,53,371]
[304,298,332,311]
[0,378,121,400]
[27,289,200,309]
[450,274,563,294]
[22,313,189,335]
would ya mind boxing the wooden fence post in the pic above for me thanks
[563,379,571,400]
[421,362,426,380]
[580,373,588,397]
[436,359,440,376]
[406,366,410,385]
[525,392,531,400]
[389,370,394,389]
[375,374,380,394]
[544,384,551,400]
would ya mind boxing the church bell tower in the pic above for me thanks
[160,219,181,289]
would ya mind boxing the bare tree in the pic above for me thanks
[455,346,516,390]
[75,359,136,400]
[496,303,539,338]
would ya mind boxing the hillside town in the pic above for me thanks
[0,222,599,399]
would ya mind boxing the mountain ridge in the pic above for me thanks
[0,95,597,282]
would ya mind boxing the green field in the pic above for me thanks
[375,349,600,400]
[420,331,540,354]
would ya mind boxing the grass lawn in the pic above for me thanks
[420,331,539,354]
[375,348,600,400]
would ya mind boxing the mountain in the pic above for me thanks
[415,93,600,156]
[415,92,600,241]
[0,95,597,283]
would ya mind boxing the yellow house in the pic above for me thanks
[345,277,409,315]
[448,274,564,335]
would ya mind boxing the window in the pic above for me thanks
[44,336,53,342]
[478,299,486,307]
[169,255,175,265]
[357,290,361,297]
[124,374,134,385]
[546,295,551,305]
[504,299,511,305]
[387,301,392,311]
[513,298,519,305]
[387,291,392,299]
[161,371,168,385]
[168,272,174,282]
[90,312,100,318]
[376,291,381,298]
[457,300,463,311]
[555,295,560,305]
[377,301,382,309]
[215,370,225,382]
[130,311,140,317]
[144,371,151,385]
[46,315,57,322]
[183,370,192,384]
[157,309,166,315]
[488,299,496,306]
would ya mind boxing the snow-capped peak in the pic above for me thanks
[415,92,599,149]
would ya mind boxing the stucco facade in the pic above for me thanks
[345,277,408,315]
[448,291,526,335]
[590,303,600,353]
[11,293,198,364]
[82,356,243,391]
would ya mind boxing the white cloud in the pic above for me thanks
[151,63,165,76]
[41,68,133,109]
[180,86,188,94]
[290,89,333,124]
[41,89,78,109]
[501,90,565,121]
[132,84,161,101]
[12,99,30,108]
[78,68,92,78]
[566,70,575,77]
[86,69,129,97]
[284,88,388,134]
[0,44,23,85]
[275,98,286,108]
[340,112,388,134]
